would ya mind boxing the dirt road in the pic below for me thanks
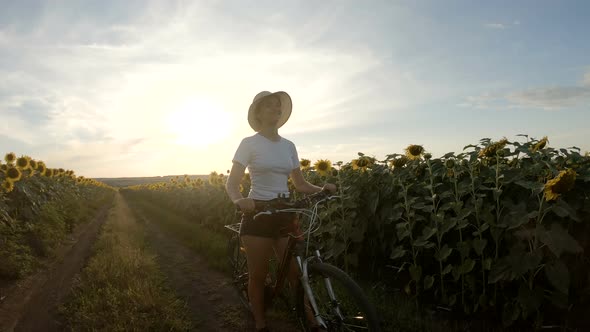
[133,201,301,331]
[0,204,110,332]
[0,193,301,331]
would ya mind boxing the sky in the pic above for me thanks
[1,0,589,178]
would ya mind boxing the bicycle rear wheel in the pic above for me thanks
[228,233,249,310]
[298,262,382,331]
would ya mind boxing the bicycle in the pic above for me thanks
[225,190,382,331]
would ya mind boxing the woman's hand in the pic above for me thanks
[321,183,337,194]
[235,197,255,212]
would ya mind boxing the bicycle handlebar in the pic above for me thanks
[236,189,336,218]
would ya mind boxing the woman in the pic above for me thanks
[225,91,336,331]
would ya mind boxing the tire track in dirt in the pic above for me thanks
[130,202,302,332]
[0,203,111,332]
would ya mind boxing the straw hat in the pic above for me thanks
[247,91,292,131]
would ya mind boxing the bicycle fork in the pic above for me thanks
[297,250,346,329]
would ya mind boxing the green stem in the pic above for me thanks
[452,169,465,306]
[427,160,445,299]
[494,154,502,258]
[336,170,349,273]
[401,182,419,306]
[494,154,503,302]
[533,193,546,252]
[469,163,486,296]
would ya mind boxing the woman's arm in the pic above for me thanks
[226,162,255,211]
[290,167,336,194]
[226,162,247,203]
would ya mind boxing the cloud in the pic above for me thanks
[484,23,506,29]
[457,92,504,109]
[484,20,521,30]
[506,86,590,109]
[460,70,590,110]
[1,1,408,176]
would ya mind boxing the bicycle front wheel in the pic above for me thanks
[298,262,382,332]
[227,233,249,310]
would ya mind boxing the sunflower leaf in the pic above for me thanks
[419,226,437,241]
[435,245,453,262]
[424,275,435,290]
[460,259,476,274]
[390,246,406,260]
[409,265,422,281]
[538,223,582,258]
[550,200,580,222]
[442,264,453,275]
[515,180,544,192]
[489,249,543,284]
[472,238,488,256]
[545,260,569,295]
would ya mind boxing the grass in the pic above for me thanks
[122,193,512,331]
[357,278,525,332]
[124,194,230,273]
[0,190,115,280]
[123,194,307,327]
[58,197,194,331]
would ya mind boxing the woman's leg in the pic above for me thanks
[274,236,325,330]
[241,235,275,329]
[273,237,299,288]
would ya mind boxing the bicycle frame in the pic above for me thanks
[241,229,334,330]
[226,193,346,330]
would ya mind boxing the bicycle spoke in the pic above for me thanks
[228,234,250,310]
[301,263,381,331]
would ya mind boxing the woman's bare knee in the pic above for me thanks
[241,235,274,281]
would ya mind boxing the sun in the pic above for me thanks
[166,98,232,147]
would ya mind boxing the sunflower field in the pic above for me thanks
[120,172,236,234]
[120,136,590,329]
[0,153,115,279]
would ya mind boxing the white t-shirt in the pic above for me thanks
[232,133,300,200]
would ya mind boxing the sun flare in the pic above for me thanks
[166,98,232,147]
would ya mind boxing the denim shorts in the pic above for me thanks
[239,209,300,239]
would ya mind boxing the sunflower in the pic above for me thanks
[29,160,38,171]
[44,168,53,177]
[4,152,16,164]
[531,136,548,153]
[544,168,577,201]
[352,156,374,171]
[287,178,296,192]
[445,159,455,169]
[300,159,311,170]
[2,180,14,193]
[314,159,332,177]
[0,163,7,173]
[37,162,46,174]
[6,166,22,181]
[405,145,425,160]
[414,164,426,178]
[478,138,508,158]
[389,156,408,169]
[16,156,30,169]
